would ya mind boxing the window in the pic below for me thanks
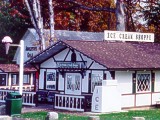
[67,75,80,91]
[46,72,56,90]
[65,73,81,95]
[11,74,31,85]
[0,74,7,86]
[23,74,30,84]
[91,74,102,93]
[11,74,19,85]
[136,73,151,92]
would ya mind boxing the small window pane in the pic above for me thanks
[91,74,102,93]
[46,72,56,90]
[137,74,151,92]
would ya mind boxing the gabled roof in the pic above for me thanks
[0,64,37,72]
[13,28,103,63]
[25,40,160,70]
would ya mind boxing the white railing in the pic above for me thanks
[0,85,34,91]
[54,94,85,111]
[22,91,36,106]
[0,90,36,106]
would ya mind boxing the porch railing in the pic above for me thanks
[54,94,85,111]
[0,90,36,106]
[0,85,34,91]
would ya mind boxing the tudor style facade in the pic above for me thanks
[25,40,160,111]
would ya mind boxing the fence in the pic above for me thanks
[0,89,36,106]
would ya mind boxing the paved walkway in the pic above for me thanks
[22,104,54,113]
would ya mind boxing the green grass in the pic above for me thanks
[14,109,160,120]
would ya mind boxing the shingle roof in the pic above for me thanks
[25,40,160,70]
[63,40,160,70]
[0,64,37,72]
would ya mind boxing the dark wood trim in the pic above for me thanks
[79,54,84,61]
[132,71,136,94]
[52,56,56,62]
[103,71,107,80]
[88,71,92,94]
[88,61,94,69]
[56,72,59,91]
[44,71,46,90]
[61,41,108,69]
[58,90,65,92]
[64,49,71,61]
[151,71,155,105]
[40,67,107,71]
[109,68,160,71]
[151,71,155,92]
[81,92,91,94]
[64,73,66,95]
[40,47,68,64]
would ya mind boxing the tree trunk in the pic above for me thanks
[36,0,45,50]
[25,0,45,50]
[116,0,125,31]
[48,0,55,45]
[24,0,37,30]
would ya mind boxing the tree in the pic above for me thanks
[0,1,32,63]
[142,0,160,41]
[22,0,118,49]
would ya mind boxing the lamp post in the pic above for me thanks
[2,36,24,95]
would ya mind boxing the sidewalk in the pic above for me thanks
[22,104,54,113]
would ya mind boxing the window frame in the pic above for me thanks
[0,74,7,86]
[11,74,19,86]
[46,72,56,90]
[23,74,30,84]
[91,73,103,93]
[136,72,151,93]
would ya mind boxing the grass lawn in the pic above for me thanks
[14,109,160,120]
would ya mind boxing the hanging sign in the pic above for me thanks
[104,30,154,42]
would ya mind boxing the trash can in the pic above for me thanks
[6,92,22,116]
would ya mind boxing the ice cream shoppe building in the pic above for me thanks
[25,30,160,112]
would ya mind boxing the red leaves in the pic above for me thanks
[10,9,28,18]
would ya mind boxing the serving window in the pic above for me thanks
[46,72,56,90]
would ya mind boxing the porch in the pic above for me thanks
[0,89,92,112]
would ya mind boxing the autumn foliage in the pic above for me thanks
[2,0,160,41]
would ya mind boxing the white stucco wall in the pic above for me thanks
[39,69,45,89]
[38,47,111,93]
[15,31,39,64]
[82,71,89,93]
[41,57,56,68]
[115,71,133,94]
[155,71,160,92]
[54,48,69,61]
[58,75,64,91]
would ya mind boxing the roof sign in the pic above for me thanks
[104,30,154,42]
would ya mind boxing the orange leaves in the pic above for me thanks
[53,0,116,31]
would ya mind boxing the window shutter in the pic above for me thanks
[151,72,155,92]
[132,73,136,94]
